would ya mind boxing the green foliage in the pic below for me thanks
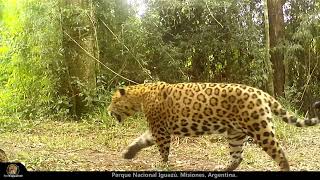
[94,0,152,85]
[0,0,319,119]
[0,0,64,119]
[283,0,320,115]
[137,0,267,86]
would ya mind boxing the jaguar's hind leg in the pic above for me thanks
[253,129,289,171]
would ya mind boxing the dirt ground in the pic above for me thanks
[0,118,320,171]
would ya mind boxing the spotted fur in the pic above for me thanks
[107,82,320,171]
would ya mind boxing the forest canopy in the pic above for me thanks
[0,0,319,120]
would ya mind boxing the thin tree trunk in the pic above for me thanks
[264,0,275,96]
[60,0,97,119]
[191,50,206,82]
[268,0,286,97]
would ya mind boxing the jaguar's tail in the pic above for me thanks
[270,99,320,127]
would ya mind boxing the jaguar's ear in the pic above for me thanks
[119,88,126,96]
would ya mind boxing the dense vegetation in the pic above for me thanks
[0,0,320,172]
[0,0,319,120]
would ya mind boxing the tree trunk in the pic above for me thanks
[60,0,97,119]
[268,0,286,97]
[191,49,206,82]
[263,0,275,96]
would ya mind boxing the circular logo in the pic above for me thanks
[6,164,20,175]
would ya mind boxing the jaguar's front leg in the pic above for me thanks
[123,130,155,159]
[149,122,171,163]
[215,129,246,171]
[154,133,171,163]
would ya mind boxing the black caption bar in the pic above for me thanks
[1,163,319,179]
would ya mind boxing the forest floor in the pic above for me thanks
[0,116,320,171]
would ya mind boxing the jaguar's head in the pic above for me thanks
[107,88,141,123]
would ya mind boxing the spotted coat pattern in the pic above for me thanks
[107,82,320,171]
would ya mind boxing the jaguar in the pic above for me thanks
[107,82,320,171]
